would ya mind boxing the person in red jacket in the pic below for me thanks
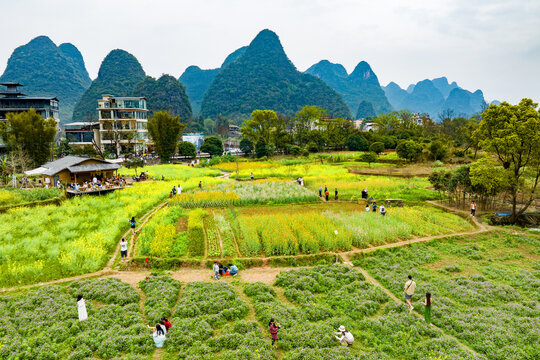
[161,317,172,331]
[269,318,280,345]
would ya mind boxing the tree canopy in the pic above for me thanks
[147,111,185,162]
[200,136,223,157]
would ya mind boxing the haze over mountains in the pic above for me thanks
[1,29,493,125]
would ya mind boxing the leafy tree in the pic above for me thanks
[241,110,284,145]
[125,157,144,176]
[215,114,230,138]
[369,142,385,154]
[294,106,326,145]
[345,135,369,151]
[203,118,215,136]
[178,141,196,158]
[0,109,56,166]
[239,138,253,155]
[473,99,540,222]
[200,136,223,157]
[359,152,378,167]
[428,140,448,161]
[255,139,269,158]
[320,118,354,150]
[147,111,185,162]
[396,140,422,162]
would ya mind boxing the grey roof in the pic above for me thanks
[39,156,119,176]
[68,163,121,173]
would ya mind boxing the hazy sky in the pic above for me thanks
[2,0,539,103]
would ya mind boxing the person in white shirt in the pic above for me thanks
[334,325,354,347]
[93,176,97,184]
[77,295,88,321]
[178,185,182,195]
[380,205,386,216]
[213,261,220,280]
[404,275,417,310]
[120,237,128,261]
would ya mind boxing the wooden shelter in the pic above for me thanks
[26,156,121,187]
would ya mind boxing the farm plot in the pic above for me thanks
[0,187,62,207]
[233,203,473,256]
[170,180,318,208]
[165,281,274,360]
[0,278,153,359]
[352,232,540,360]
[245,265,479,359]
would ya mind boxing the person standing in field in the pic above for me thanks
[120,237,128,261]
[372,202,377,212]
[335,188,338,201]
[423,292,432,324]
[178,185,182,195]
[77,295,88,321]
[470,201,477,217]
[324,185,328,193]
[319,186,323,197]
[198,181,202,189]
[325,189,330,201]
[268,318,280,345]
[130,217,136,234]
[404,275,416,310]
[251,172,254,181]
[213,261,220,280]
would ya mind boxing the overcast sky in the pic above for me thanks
[2,0,539,103]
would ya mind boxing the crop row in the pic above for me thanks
[139,275,182,324]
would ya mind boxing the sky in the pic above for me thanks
[1,0,540,103]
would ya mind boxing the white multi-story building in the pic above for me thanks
[97,95,150,153]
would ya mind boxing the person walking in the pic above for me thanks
[178,185,182,195]
[198,181,202,189]
[423,292,432,324]
[380,205,386,216]
[130,217,136,234]
[269,318,280,346]
[172,186,177,196]
[334,188,338,201]
[324,185,328,193]
[470,201,477,217]
[120,237,128,261]
[334,325,354,347]
[404,275,416,310]
[325,189,330,201]
[161,175,165,181]
[250,173,254,181]
[319,186,323,197]
[213,261,220,280]
[77,295,88,321]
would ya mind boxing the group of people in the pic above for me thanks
[268,318,354,347]
[169,185,183,198]
[212,261,239,280]
[147,317,172,347]
[404,275,432,323]
[295,177,304,186]
[67,175,125,192]
[366,202,386,216]
[318,185,338,201]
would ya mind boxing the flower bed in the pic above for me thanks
[139,275,182,324]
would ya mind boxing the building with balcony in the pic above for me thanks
[64,122,100,148]
[0,82,60,122]
[97,95,150,153]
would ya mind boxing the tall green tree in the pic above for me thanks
[200,136,223,157]
[294,105,326,146]
[0,109,56,166]
[241,110,285,148]
[396,140,422,162]
[320,117,354,150]
[147,111,185,162]
[239,138,253,155]
[178,141,197,158]
[473,99,540,222]
[215,114,230,138]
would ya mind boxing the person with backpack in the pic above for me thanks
[404,275,416,310]
[130,217,136,234]
[470,201,477,217]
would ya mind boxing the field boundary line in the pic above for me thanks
[353,264,484,359]
[211,209,224,258]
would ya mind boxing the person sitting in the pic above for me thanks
[380,205,387,216]
[334,325,354,347]
[161,317,172,331]
[148,323,166,347]
[220,264,230,276]
[229,263,239,276]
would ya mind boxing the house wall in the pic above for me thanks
[44,159,117,185]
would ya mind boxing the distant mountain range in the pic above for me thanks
[0,36,91,125]
[382,77,487,119]
[1,32,496,124]
[305,60,392,117]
